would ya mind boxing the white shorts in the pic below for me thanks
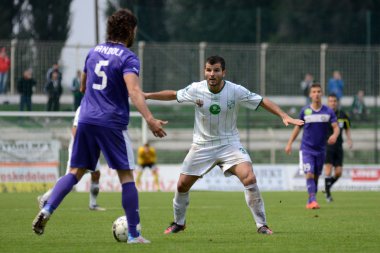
[181,142,252,177]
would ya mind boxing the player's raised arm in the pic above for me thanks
[260,98,304,126]
[144,90,177,101]
[124,73,168,138]
[285,125,302,154]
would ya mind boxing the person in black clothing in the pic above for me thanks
[46,63,62,83]
[71,70,83,110]
[45,70,63,111]
[17,69,36,111]
[324,94,353,202]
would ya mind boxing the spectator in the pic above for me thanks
[71,70,83,110]
[300,73,314,104]
[351,90,367,120]
[0,47,11,94]
[46,63,62,83]
[17,69,36,111]
[327,70,344,101]
[45,70,63,111]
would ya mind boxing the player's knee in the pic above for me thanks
[177,182,191,193]
[91,170,101,181]
[242,174,257,186]
[305,173,314,179]
[69,168,86,181]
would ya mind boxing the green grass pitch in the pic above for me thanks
[0,191,379,253]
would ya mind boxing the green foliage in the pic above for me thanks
[26,1,72,91]
[106,0,380,44]
[105,0,168,42]
[28,0,71,41]
[0,192,379,253]
[0,1,22,39]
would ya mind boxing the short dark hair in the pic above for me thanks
[106,9,137,47]
[328,93,338,99]
[206,56,225,70]
[310,83,322,89]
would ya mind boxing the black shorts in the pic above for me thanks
[140,163,155,170]
[325,146,343,167]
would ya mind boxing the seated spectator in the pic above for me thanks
[351,90,367,120]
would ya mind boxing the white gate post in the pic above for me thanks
[199,42,207,80]
[320,43,328,92]
[260,43,268,96]
[138,41,147,145]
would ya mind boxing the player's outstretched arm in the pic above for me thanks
[261,98,304,126]
[144,90,177,101]
[285,125,301,154]
[124,74,168,138]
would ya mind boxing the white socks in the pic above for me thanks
[173,191,189,226]
[172,185,266,228]
[89,182,99,207]
[41,188,53,203]
[244,183,267,228]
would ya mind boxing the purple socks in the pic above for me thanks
[43,175,141,238]
[44,173,78,214]
[306,178,316,203]
[122,182,140,237]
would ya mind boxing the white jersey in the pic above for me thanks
[176,80,262,147]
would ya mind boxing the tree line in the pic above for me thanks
[106,0,380,45]
[1,0,379,45]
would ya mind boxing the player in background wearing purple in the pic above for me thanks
[32,9,167,244]
[285,83,339,209]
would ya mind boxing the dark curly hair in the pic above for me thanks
[106,9,137,47]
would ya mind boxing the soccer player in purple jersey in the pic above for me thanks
[285,83,339,209]
[32,9,167,244]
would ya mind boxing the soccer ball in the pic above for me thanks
[112,216,141,242]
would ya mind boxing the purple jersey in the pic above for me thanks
[300,104,337,153]
[79,42,140,129]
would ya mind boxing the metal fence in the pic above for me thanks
[0,40,379,165]
[1,40,380,98]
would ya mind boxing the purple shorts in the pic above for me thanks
[299,150,325,176]
[70,123,135,171]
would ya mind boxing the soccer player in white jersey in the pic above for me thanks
[37,106,106,211]
[144,55,304,235]
[32,9,167,244]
